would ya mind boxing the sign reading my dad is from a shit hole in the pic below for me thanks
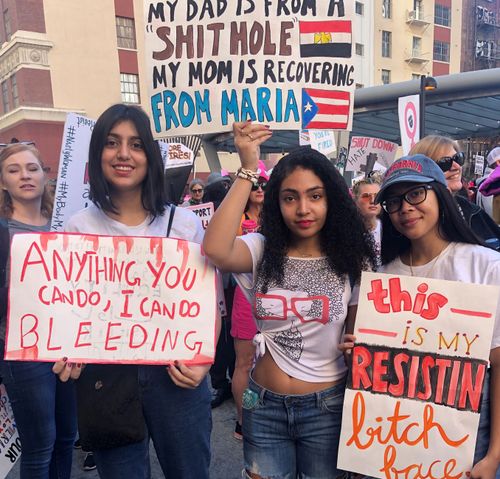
[5,233,217,365]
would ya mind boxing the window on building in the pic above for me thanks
[355,2,364,15]
[412,36,422,56]
[3,8,11,42]
[382,31,392,57]
[434,40,450,62]
[2,80,9,113]
[120,73,140,103]
[116,16,137,49]
[11,74,18,108]
[414,0,423,12]
[355,43,364,56]
[382,0,391,19]
[435,4,451,26]
[412,74,421,80]
[381,70,391,84]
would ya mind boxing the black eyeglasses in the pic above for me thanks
[381,185,433,214]
[251,181,267,191]
[436,152,465,172]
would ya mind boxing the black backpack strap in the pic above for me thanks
[166,205,176,238]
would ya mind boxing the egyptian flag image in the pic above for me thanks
[299,20,352,58]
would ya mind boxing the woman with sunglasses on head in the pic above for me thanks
[344,154,500,479]
[0,144,77,478]
[410,135,500,249]
[230,163,268,439]
[204,122,375,479]
[53,104,215,479]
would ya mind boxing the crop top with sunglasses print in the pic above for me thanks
[234,233,358,382]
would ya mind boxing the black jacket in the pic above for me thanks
[455,195,500,250]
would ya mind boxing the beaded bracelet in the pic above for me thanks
[236,167,259,186]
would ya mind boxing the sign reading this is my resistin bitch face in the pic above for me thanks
[144,0,355,135]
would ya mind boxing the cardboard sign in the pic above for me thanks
[0,385,21,476]
[186,202,214,230]
[474,155,485,176]
[299,130,337,155]
[51,113,95,232]
[398,95,420,155]
[144,0,356,135]
[346,136,398,172]
[6,233,217,365]
[338,272,499,478]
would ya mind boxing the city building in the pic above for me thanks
[461,0,500,72]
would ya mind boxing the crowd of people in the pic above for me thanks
[0,104,499,479]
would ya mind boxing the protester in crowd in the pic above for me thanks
[0,143,77,479]
[53,104,217,479]
[182,178,205,206]
[230,162,268,439]
[203,176,236,409]
[478,147,500,224]
[352,175,382,260]
[204,122,375,478]
[342,154,500,479]
[410,135,500,249]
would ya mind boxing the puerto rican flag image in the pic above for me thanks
[302,89,351,130]
[299,20,352,58]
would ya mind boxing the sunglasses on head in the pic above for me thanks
[436,152,465,172]
[251,181,267,191]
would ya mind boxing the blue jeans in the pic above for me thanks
[474,369,500,478]
[1,360,77,479]
[93,365,212,479]
[242,375,346,479]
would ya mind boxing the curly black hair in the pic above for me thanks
[380,181,484,264]
[258,146,376,292]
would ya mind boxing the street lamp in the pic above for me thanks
[419,75,437,138]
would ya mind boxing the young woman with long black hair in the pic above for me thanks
[204,122,375,478]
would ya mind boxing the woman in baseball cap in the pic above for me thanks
[349,154,500,478]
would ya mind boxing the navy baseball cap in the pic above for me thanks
[376,154,447,203]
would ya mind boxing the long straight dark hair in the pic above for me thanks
[381,182,485,265]
[88,104,167,217]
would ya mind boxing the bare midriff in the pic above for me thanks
[252,351,345,395]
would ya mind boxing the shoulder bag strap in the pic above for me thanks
[166,205,176,238]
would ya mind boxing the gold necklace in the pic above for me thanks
[408,244,451,277]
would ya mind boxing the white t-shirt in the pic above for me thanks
[379,242,500,349]
[65,203,204,244]
[234,233,355,383]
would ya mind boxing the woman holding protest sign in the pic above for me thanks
[53,104,216,479]
[0,143,77,479]
[342,154,500,479]
[203,121,376,478]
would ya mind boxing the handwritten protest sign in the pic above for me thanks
[299,130,337,156]
[186,202,214,230]
[0,385,20,477]
[51,113,195,231]
[346,136,398,172]
[6,233,217,365]
[338,272,499,478]
[51,113,95,232]
[144,0,356,135]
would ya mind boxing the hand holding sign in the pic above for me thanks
[233,122,273,171]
